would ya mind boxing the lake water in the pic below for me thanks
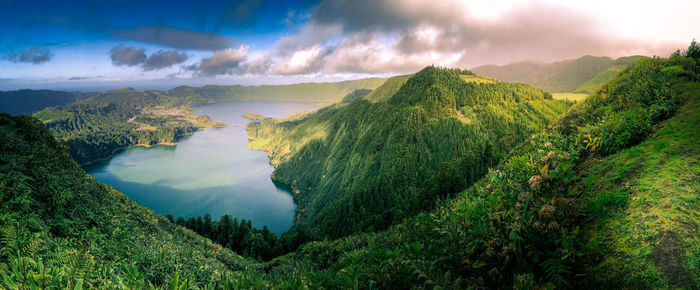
[86,101,318,235]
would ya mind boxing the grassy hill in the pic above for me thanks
[247,67,573,239]
[472,55,648,93]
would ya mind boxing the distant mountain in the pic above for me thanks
[165,78,387,104]
[1,78,386,117]
[472,55,648,93]
[0,89,85,115]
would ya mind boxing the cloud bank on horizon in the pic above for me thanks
[0,0,697,90]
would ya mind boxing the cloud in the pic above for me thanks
[115,26,234,51]
[69,76,90,80]
[110,45,147,66]
[186,45,249,76]
[19,47,53,64]
[143,50,188,71]
[256,0,674,75]
[2,47,53,64]
[271,45,328,75]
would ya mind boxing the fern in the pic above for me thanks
[540,257,571,287]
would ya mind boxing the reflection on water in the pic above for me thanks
[86,101,317,235]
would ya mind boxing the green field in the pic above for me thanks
[552,92,589,101]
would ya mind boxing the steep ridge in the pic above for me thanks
[0,114,253,288]
[256,56,697,288]
[248,67,573,238]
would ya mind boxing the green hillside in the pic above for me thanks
[252,53,698,288]
[247,67,573,238]
[0,113,254,288]
[472,55,648,93]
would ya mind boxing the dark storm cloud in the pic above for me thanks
[109,45,147,66]
[142,50,188,71]
[115,26,234,51]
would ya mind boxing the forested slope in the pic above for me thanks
[255,49,699,289]
[248,67,573,238]
[0,113,254,288]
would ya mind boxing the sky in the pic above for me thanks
[0,0,698,91]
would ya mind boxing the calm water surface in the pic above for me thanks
[86,101,318,234]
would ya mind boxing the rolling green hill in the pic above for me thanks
[254,52,698,289]
[248,67,573,238]
[472,55,648,93]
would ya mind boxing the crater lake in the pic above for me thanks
[86,101,319,235]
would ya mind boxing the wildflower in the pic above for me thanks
[539,205,556,218]
[537,149,544,154]
[532,221,544,232]
[517,273,530,284]
[515,202,524,210]
[547,151,555,159]
[510,221,521,232]
[517,191,531,202]
[544,142,553,147]
[547,221,559,231]
[528,175,543,191]
[556,248,569,257]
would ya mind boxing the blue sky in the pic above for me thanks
[1,0,698,91]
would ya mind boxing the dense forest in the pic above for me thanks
[35,102,208,165]
[1,41,698,288]
[248,67,573,239]
[472,55,648,93]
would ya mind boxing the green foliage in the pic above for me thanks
[249,66,572,239]
[0,113,256,288]
[250,56,690,288]
[174,214,282,262]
